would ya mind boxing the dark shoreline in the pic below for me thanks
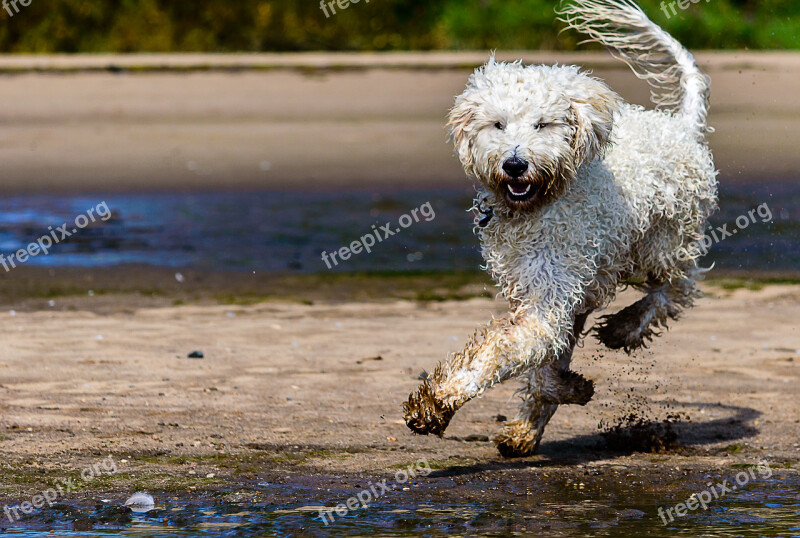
[0,265,797,313]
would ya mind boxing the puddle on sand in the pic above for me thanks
[1,474,797,537]
[0,181,796,274]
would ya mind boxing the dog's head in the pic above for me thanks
[448,60,620,212]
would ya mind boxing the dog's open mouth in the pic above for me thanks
[504,180,537,203]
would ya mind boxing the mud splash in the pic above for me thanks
[600,413,685,454]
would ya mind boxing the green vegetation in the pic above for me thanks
[0,0,798,53]
[0,267,796,312]
[725,443,745,454]
[710,276,800,292]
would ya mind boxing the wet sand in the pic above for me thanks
[0,52,798,193]
[0,275,797,505]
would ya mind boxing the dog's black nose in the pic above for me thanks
[502,157,529,178]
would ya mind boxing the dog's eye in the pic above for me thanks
[534,122,550,130]
[494,122,505,130]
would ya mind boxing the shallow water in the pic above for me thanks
[4,483,800,538]
[0,181,796,275]
[1,474,798,537]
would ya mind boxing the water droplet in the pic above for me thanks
[124,492,155,513]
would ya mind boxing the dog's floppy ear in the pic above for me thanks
[447,93,478,171]
[568,77,620,167]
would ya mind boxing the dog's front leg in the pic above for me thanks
[404,309,565,437]
[494,312,593,457]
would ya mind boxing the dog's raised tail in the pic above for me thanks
[557,0,710,136]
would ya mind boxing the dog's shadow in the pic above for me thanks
[429,401,760,477]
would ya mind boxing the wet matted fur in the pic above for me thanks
[404,0,718,458]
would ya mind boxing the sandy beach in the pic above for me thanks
[0,276,797,502]
[0,52,797,193]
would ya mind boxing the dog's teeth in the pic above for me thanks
[507,184,531,197]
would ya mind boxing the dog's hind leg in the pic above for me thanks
[494,313,593,458]
[594,276,699,353]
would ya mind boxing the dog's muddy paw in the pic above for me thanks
[558,370,595,405]
[594,308,658,353]
[493,422,540,458]
[403,382,455,437]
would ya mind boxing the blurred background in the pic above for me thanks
[2,0,800,51]
[0,0,798,301]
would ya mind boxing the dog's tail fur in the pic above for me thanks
[557,0,710,137]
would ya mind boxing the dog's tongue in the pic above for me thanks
[508,182,531,196]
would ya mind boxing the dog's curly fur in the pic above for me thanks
[404,0,718,457]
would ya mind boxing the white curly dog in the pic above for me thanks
[404,0,718,457]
